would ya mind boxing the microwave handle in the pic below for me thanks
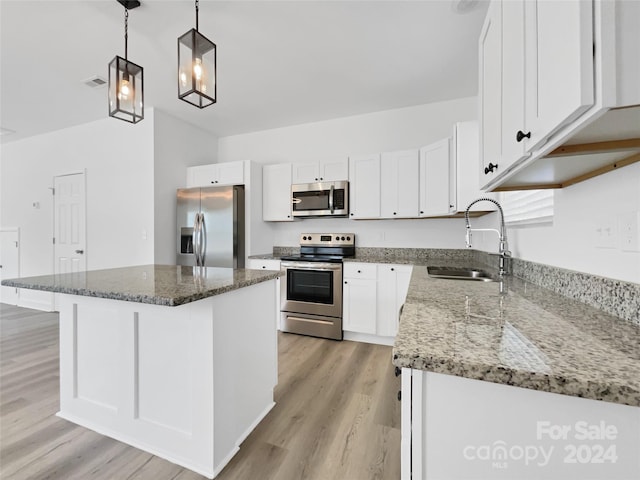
[329,184,334,214]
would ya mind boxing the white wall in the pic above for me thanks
[1,112,155,309]
[218,96,640,284]
[218,97,478,249]
[473,162,640,284]
[153,110,218,264]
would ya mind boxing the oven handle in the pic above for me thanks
[281,262,342,271]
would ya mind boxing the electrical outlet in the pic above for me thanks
[619,211,640,252]
[595,217,617,249]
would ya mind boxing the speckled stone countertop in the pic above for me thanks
[392,262,640,407]
[1,265,281,307]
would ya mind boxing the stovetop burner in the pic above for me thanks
[281,233,356,262]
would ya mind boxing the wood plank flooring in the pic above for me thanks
[0,303,400,479]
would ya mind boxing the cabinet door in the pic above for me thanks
[263,164,294,222]
[377,264,412,337]
[343,277,377,334]
[319,157,349,181]
[215,162,245,185]
[524,0,594,151]
[348,154,381,219]
[478,0,503,189]
[455,121,497,213]
[419,139,451,217]
[187,162,244,187]
[381,150,419,219]
[501,0,527,171]
[292,163,320,184]
[186,164,218,187]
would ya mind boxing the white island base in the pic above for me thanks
[57,280,278,479]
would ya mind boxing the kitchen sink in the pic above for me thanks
[427,266,496,282]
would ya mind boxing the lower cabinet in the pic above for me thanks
[343,262,413,343]
[401,369,640,480]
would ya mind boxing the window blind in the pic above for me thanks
[500,189,554,226]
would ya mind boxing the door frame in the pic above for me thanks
[53,170,87,310]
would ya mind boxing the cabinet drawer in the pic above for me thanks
[246,259,281,271]
[344,262,377,279]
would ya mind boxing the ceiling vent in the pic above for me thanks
[83,75,107,88]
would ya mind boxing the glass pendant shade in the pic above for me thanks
[178,28,216,108]
[108,56,144,123]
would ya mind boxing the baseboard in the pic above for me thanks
[343,331,395,346]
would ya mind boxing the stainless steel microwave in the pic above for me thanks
[291,181,349,217]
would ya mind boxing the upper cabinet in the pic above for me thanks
[292,157,349,184]
[348,154,381,219]
[419,139,452,217]
[187,161,245,187]
[480,0,640,191]
[381,150,420,219]
[263,163,294,222]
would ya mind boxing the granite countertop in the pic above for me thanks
[392,262,640,407]
[1,264,281,307]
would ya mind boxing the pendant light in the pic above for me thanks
[178,0,217,108]
[108,1,144,123]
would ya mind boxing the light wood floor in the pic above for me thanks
[0,303,400,480]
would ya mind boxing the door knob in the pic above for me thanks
[75,249,84,254]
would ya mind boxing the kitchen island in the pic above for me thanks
[393,262,640,480]
[2,264,281,479]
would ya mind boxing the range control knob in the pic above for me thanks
[346,236,351,241]
[341,236,345,240]
[303,236,307,240]
[308,236,312,241]
[335,236,340,241]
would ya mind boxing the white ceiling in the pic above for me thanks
[0,0,488,144]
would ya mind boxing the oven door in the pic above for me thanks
[280,261,343,318]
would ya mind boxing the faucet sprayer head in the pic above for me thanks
[465,226,472,248]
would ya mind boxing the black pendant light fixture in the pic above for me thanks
[178,0,217,108]
[108,0,144,123]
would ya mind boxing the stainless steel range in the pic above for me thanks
[280,233,355,340]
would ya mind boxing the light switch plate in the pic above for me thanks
[595,216,617,249]
[619,211,640,252]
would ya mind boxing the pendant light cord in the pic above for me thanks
[124,8,129,60]
[195,0,199,32]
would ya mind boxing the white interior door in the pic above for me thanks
[0,229,20,305]
[54,173,87,275]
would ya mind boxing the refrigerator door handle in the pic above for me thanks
[195,213,203,266]
[199,213,206,266]
[193,214,199,266]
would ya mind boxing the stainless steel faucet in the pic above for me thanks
[464,197,511,276]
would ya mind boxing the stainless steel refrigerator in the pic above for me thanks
[176,185,245,268]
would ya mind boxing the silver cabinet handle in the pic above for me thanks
[75,249,84,254]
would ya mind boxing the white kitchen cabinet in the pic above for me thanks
[454,121,497,213]
[479,0,595,190]
[292,157,349,184]
[401,369,639,480]
[376,264,412,337]
[343,263,377,335]
[348,154,381,219]
[262,163,294,222]
[343,262,412,341]
[381,150,420,219]
[419,138,452,217]
[246,258,281,271]
[187,161,245,187]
